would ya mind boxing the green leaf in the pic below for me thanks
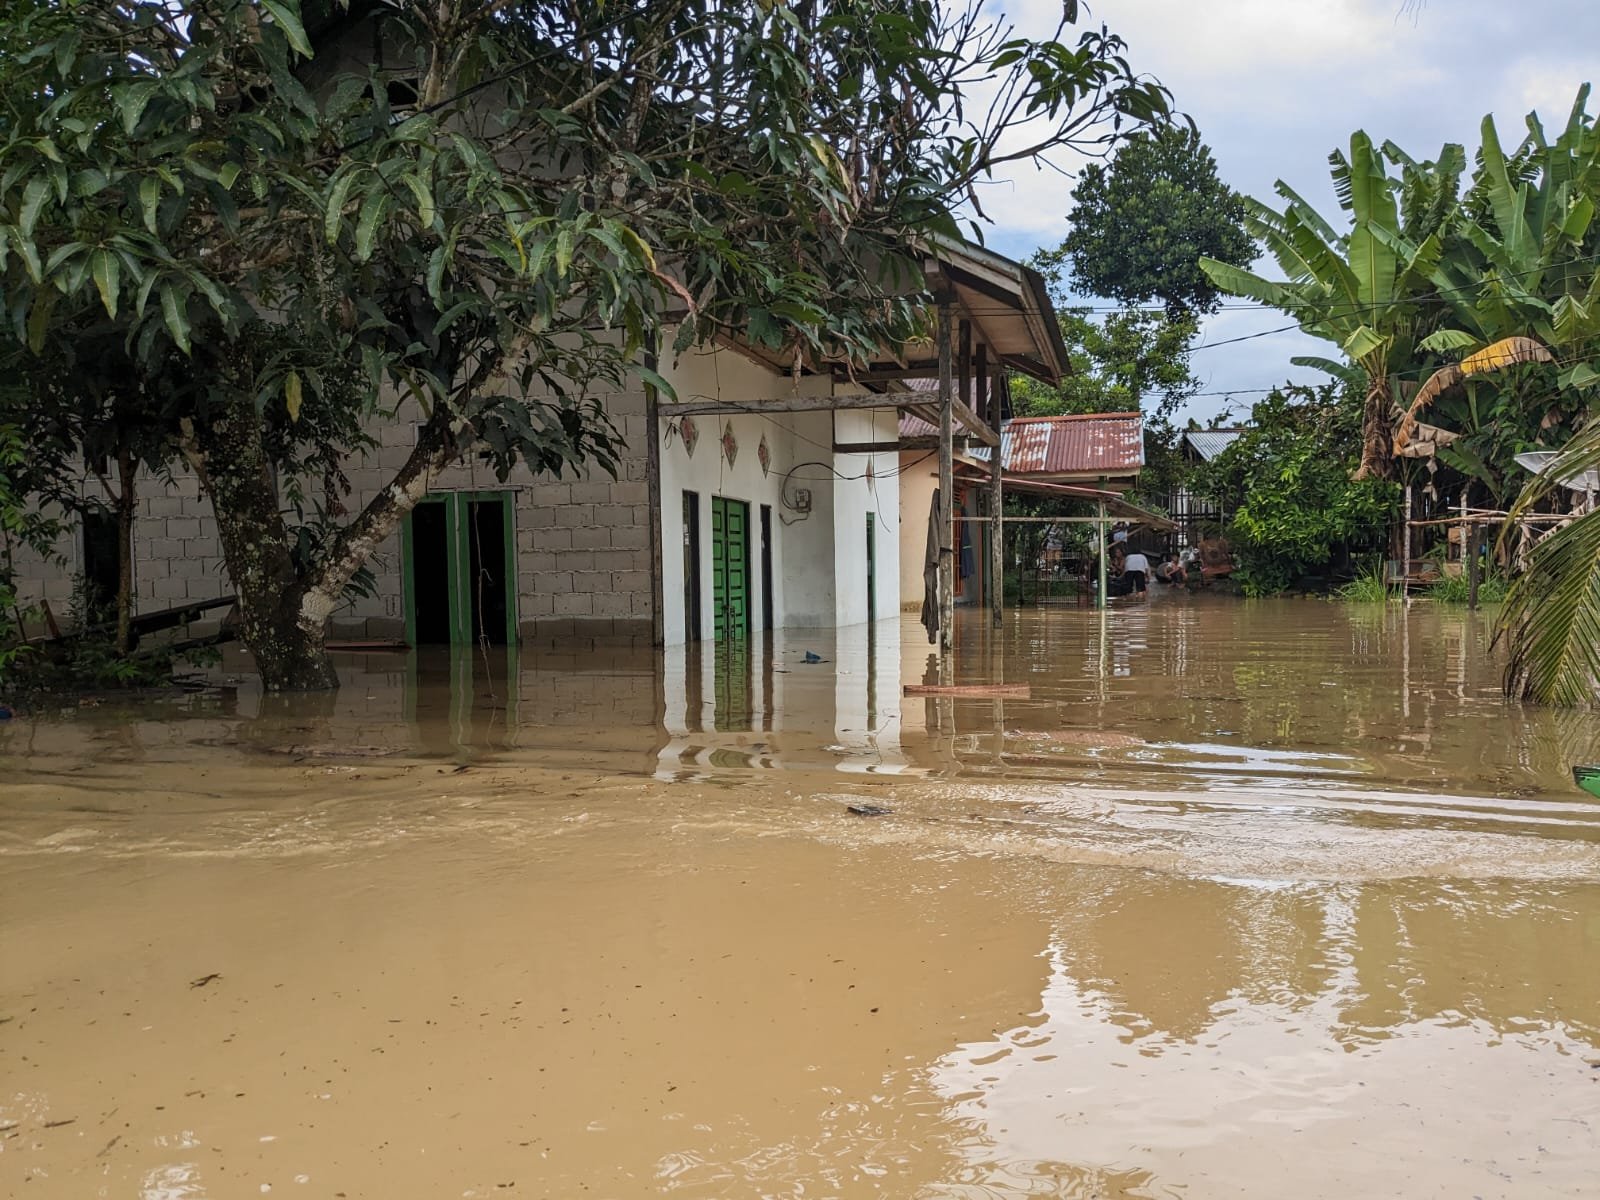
[402,175,435,229]
[18,175,49,238]
[324,170,359,244]
[285,370,303,422]
[354,190,388,261]
[139,176,161,235]
[26,290,56,354]
[160,284,191,354]
[1342,324,1388,363]
[217,161,241,191]
[554,228,574,278]
[91,249,120,318]
[260,0,313,57]
[1558,362,1600,390]
[1418,328,1481,353]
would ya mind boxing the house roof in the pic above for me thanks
[899,411,1144,478]
[1183,429,1246,461]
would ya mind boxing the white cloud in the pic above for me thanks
[962,0,1600,409]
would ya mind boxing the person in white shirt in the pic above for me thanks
[1122,550,1151,594]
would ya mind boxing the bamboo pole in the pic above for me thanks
[985,358,1003,629]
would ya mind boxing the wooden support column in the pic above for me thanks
[1467,522,1481,610]
[985,358,1003,628]
[644,333,665,647]
[937,299,955,659]
[1096,498,1108,609]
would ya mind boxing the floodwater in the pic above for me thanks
[3,595,1599,1199]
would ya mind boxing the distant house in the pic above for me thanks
[897,410,1156,610]
[1167,427,1248,548]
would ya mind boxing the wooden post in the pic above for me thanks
[1401,483,1412,599]
[1096,498,1108,609]
[644,332,666,646]
[937,298,955,658]
[986,360,1003,629]
[1467,521,1480,610]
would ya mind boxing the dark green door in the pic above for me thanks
[403,492,518,645]
[711,496,750,640]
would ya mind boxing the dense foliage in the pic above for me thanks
[0,0,1171,689]
[1197,386,1397,596]
[1046,126,1254,314]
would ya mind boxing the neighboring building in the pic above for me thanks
[897,411,1149,611]
[1167,427,1248,548]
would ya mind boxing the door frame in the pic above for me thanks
[402,490,518,646]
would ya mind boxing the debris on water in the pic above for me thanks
[846,803,892,817]
[190,973,222,989]
[802,651,826,663]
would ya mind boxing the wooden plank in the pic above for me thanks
[833,437,966,454]
[659,392,907,418]
[903,683,1031,698]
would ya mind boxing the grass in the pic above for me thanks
[1333,560,1391,603]
[1426,570,1508,605]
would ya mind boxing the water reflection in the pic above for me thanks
[927,868,1600,1198]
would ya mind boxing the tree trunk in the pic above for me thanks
[1353,375,1394,482]
[184,402,340,692]
[114,446,137,655]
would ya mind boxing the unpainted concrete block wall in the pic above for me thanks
[8,390,656,646]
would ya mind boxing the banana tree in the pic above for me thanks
[1201,132,1456,481]
[1409,88,1600,500]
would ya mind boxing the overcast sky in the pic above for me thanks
[975,0,1600,424]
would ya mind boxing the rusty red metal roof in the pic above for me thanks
[1004,413,1143,476]
[897,411,1143,477]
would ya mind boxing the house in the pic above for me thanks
[897,410,1160,613]
[1164,427,1248,547]
[9,238,1070,654]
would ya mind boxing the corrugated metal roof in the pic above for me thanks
[1183,429,1245,461]
[897,411,1143,477]
[1003,413,1142,476]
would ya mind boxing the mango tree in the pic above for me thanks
[0,0,1172,689]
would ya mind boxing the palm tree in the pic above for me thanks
[1201,132,1458,480]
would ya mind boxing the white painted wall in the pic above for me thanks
[830,407,900,628]
[898,452,939,611]
[656,342,900,645]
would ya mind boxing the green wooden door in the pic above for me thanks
[711,496,750,640]
[402,491,518,645]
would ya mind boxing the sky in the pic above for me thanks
[973,0,1600,424]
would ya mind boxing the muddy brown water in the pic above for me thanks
[4,596,1599,1198]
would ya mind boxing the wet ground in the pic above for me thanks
[3,595,1599,1198]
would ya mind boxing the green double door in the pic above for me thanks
[710,496,750,640]
[403,491,518,645]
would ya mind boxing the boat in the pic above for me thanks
[1572,766,1600,797]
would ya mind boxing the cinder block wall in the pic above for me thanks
[8,390,656,647]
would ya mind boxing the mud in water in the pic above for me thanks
[3,598,1599,1198]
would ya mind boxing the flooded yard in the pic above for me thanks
[4,596,1599,1198]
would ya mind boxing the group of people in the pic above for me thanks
[1099,525,1196,598]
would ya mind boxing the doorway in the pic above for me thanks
[760,504,774,633]
[80,510,122,615]
[710,496,750,640]
[403,491,517,645]
[865,512,877,623]
[682,490,702,642]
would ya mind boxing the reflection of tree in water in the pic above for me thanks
[1047,873,1600,1053]
[1054,877,1331,1047]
